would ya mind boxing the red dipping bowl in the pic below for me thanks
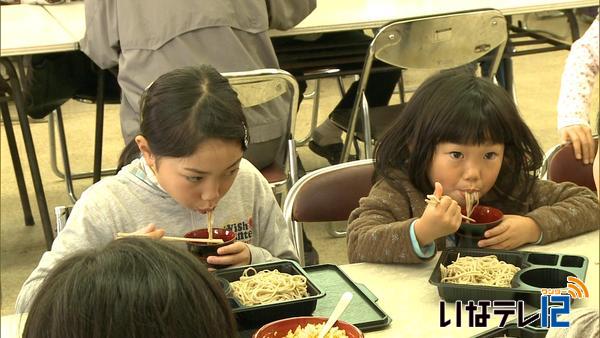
[456,205,503,248]
[253,316,363,338]
[183,228,236,267]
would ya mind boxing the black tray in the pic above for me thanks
[429,248,589,307]
[214,260,325,328]
[304,264,391,331]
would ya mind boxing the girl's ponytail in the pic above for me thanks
[117,139,141,172]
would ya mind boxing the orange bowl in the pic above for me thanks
[253,316,363,338]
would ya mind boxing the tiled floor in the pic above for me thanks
[1,14,598,315]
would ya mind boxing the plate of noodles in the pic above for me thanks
[253,316,363,338]
[214,260,325,328]
[428,248,589,307]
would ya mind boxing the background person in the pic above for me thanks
[557,15,599,164]
[81,0,315,170]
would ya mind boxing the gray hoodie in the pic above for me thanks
[16,157,298,313]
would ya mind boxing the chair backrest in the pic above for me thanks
[541,137,598,191]
[282,159,374,265]
[372,9,507,77]
[341,9,508,162]
[222,69,300,195]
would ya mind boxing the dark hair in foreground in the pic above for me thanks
[375,70,544,206]
[117,65,248,170]
[23,238,238,338]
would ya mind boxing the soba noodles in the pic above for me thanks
[285,323,349,338]
[464,191,479,222]
[440,254,520,288]
[230,267,309,306]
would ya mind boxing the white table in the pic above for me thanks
[2,231,597,337]
[41,0,599,41]
[271,0,599,36]
[42,2,84,43]
[340,230,599,337]
[0,4,76,57]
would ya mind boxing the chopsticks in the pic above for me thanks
[424,194,477,223]
[115,232,224,244]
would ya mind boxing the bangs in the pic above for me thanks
[430,88,510,146]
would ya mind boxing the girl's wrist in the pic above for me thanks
[414,218,436,247]
[525,217,542,243]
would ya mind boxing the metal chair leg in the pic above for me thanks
[1,57,54,249]
[1,99,34,226]
[297,74,347,147]
[48,69,114,199]
[93,70,106,183]
[326,222,347,238]
[295,79,320,146]
[48,112,115,181]
[54,107,78,203]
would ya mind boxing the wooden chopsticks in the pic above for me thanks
[424,194,477,223]
[115,232,224,244]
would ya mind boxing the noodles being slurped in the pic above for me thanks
[464,191,479,222]
[440,254,520,288]
[230,267,309,306]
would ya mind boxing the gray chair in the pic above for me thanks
[223,69,301,201]
[330,9,509,162]
[283,159,374,266]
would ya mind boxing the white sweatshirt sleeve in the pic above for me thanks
[15,190,115,313]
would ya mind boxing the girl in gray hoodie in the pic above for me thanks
[16,65,298,313]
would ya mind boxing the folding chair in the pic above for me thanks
[283,159,374,266]
[48,68,121,203]
[540,136,598,191]
[223,69,300,201]
[331,9,508,162]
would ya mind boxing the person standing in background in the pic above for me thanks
[80,0,315,170]
[557,15,598,164]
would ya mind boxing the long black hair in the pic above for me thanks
[23,238,238,338]
[117,65,248,170]
[375,70,544,206]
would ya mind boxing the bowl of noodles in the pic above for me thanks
[214,260,325,328]
[456,205,503,248]
[183,228,236,267]
[253,316,363,338]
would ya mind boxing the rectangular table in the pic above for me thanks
[271,0,598,36]
[42,1,599,38]
[0,4,76,56]
[340,230,599,337]
[1,230,597,337]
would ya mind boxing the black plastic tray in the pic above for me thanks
[214,260,325,328]
[304,264,391,331]
[429,248,589,307]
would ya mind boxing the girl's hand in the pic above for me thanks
[132,223,165,239]
[477,215,542,249]
[559,124,595,164]
[206,242,251,267]
[415,182,462,246]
